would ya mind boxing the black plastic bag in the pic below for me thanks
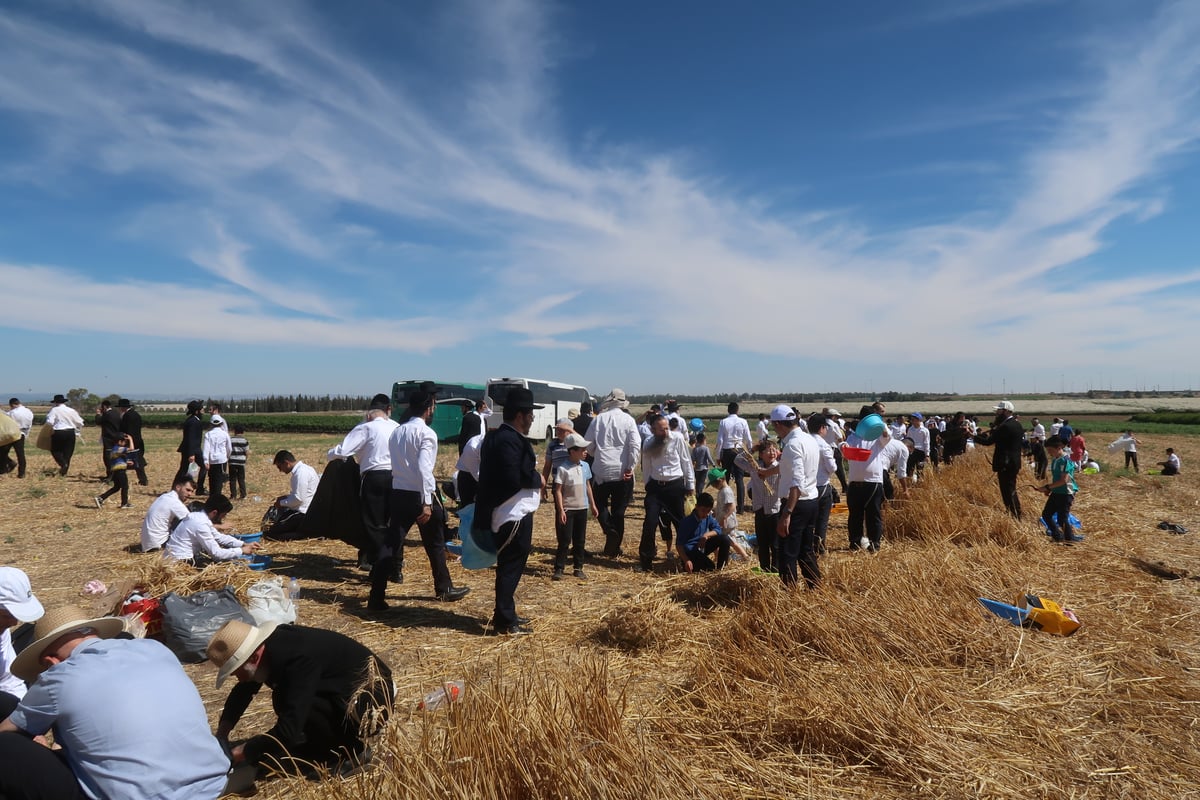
[159,587,254,663]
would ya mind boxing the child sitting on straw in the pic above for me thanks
[675,492,734,572]
[1037,436,1082,544]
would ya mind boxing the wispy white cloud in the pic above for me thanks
[0,0,1199,384]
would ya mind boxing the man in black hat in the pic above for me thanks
[44,394,85,476]
[974,400,1025,519]
[178,400,207,493]
[475,387,543,635]
[457,399,487,454]
[94,400,122,479]
[117,399,148,485]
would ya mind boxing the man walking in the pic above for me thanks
[1,398,33,478]
[328,393,398,572]
[118,398,149,485]
[45,394,84,476]
[475,387,543,635]
[178,400,207,493]
[583,389,642,557]
[94,400,122,478]
[203,418,232,498]
[717,402,753,512]
[974,400,1026,519]
[368,390,469,610]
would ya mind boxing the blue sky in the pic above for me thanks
[2,0,1199,399]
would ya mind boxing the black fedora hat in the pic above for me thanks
[52,394,68,404]
[500,387,543,411]
[117,398,133,409]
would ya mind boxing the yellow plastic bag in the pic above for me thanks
[683,494,696,517]
[1018,594,1081,636]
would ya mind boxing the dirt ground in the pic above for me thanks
[3,426,1198,798]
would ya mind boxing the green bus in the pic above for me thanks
[391,380,487,443]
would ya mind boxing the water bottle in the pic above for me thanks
[252,495,261,503]
[287,577,301,602]
[418,680,465,711]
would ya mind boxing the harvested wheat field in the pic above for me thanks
[3,429,1199,799]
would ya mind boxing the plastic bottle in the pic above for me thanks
[418,680,465,711]
[288,577,301,602]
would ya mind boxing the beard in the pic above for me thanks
[644,434,669,458]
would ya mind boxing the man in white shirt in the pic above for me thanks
[805,413,840,555]
[844,405,908,553]
[2,398,34,478]
[821,408,849,493]
[164,495,259,563]
[369,390,469,612]
[771,405,821,588]
[454,432,484,506]
[716,402,754,513]
[637,414,695,573]
[44,394,85,476]
[584,389,642,558]
[755,414,770,444]
[0,566,44,700]
[327,393,399,572]
[141,474,197,552]
[202,419,232,498]
[905,413,931,480]
[268,450,319,539]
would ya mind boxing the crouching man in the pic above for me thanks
[0,606,230,799]
[207,619,394,777]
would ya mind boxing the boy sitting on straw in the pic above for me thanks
[676,492,735,572]
[1037,436,1082,544]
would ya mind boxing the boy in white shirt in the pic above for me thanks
[164,494,259,563]
[552,434,598,580]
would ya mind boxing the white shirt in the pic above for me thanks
[327,415,398,472]
[844,431,904,484]
[907,424,930,453]
[141,491,192,551]
[164,511,244,561]
[389,416,437,503]
[6,404,34,436]
[1050,422,1063,436]
[584,408,642,484]
[202,426,232,465]
[823,418,845,446]
[1032,423,1046,439]
[756,419,770,442]
[717,414,753,452]
[881,438,910,479]
[736,452,781,514]
[1,628,27,698]
[641,432,695,490]
[889,421,907,439]
[778,427,819,502]
[638,420,652,439]
[1167,453,1181,470]
[455,433,484,480]
[45,404,84,432]
[280,460,319,512]
[1109,434,1137,453]
[812,433,839,488]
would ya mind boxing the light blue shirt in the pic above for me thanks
[10,637,228,800]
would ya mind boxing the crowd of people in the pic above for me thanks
[1,389,1192,796]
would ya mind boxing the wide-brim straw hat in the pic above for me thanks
[11,605,125,682]
[207,619,279,687]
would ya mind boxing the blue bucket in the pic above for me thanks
[244,554,273,571]
[855,414,886,440]
[457,504,498,570]
[689,417,704,433]
[445,541,463,556]
[236,532,263,544]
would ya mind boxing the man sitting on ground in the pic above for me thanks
[1,605,230,799]
[268,451,320,538]
[207,619,394,776]
[164,494,259,563]
[141,474,197,552]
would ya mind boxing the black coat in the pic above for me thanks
[95,408,122,448]
[975,416,1025,473]
[120,408,145,452]
[178,414,204,457]
[457,410,483,453]
[474,422,541,533]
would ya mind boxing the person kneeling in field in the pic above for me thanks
[675,492,734,572]
[164,494,259,564]
[141,474,197,552]
[1158,448,1181,476]
[207,619,394,777]
[1037,436,1082,544]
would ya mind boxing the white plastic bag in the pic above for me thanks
[246,577,297,626]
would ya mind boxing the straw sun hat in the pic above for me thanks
[207,619,278,687]
[10,605,125,682]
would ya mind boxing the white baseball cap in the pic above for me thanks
[993,400,1015,412]
[769,404,797,422]
[0,566,45,623]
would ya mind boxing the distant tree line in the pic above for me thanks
[208,395,373,413]
[625,391,960,405]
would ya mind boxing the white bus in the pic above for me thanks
[486,377,591,441]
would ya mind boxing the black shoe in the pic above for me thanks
[486,615,530,627]
[436,585,470,602]
[390,568,404,584]
[633,563,652,573]
[486,623,532,636]
[357,557,373,572]
[552,570,564,581]
[573,569,586,580]
[366,599,389,612]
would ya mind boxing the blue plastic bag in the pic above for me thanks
[458,504,498,570]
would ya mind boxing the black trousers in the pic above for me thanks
[228,463,247,498]
[847,481,885,549]
[373,489,452,599]
[1032,442,1048,480]
[269,509,307,538]
[50,429,76,475]
[99,469,130,505]
[1124,451,1139,471]
[0,689,82,799]
[1040,492,1076,539]
[814,483,834,549]
[179,453,207,492]
[997,466,1022,519]
[0,434,25,477]
[779,496,820,588]
[208,462,227,498]
[456,471,477,507]
[359,470,391,563]
[754,508,779,571]
[493,513,534,628]
[555,508,588,571]
[686,534,731,571]
[720,448,746,509]
[594,478,634,555]
[639,478,685,567]
[906,449,927,478]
